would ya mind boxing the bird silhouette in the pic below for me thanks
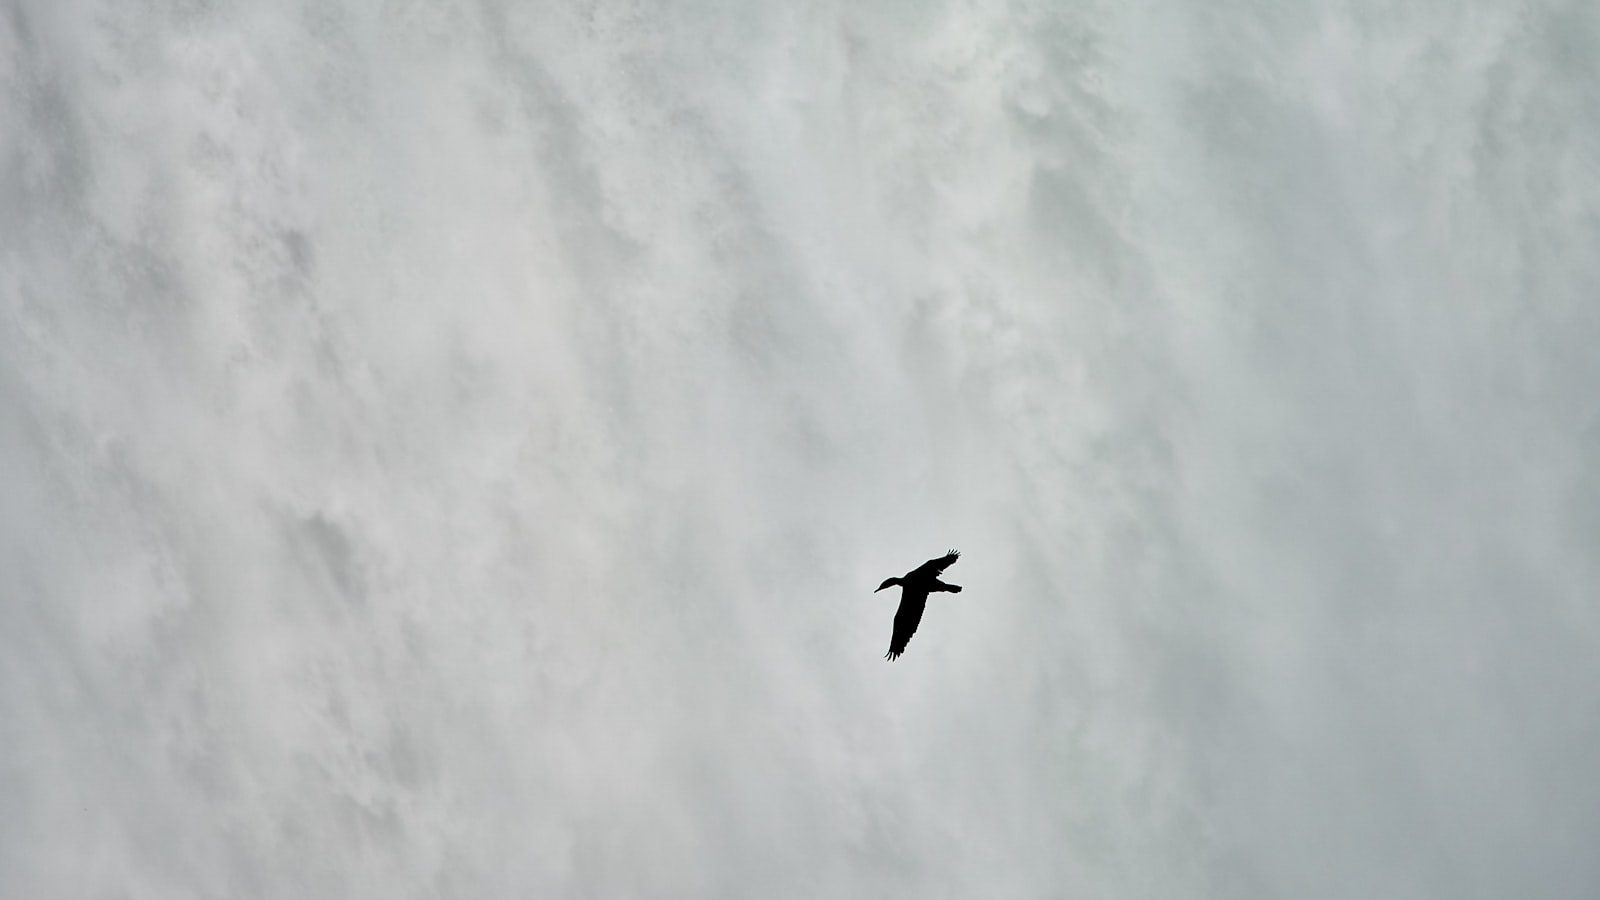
[875,550,962,660]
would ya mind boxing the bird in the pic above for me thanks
[875,550,962,660]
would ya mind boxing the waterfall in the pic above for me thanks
[4,2,1597,896]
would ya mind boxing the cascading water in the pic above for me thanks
[4,2,1597,897]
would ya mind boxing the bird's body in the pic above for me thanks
[876,550,962,660]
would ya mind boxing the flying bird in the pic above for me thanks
[875,550,962,660]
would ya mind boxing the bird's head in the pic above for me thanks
[875,576,901,593]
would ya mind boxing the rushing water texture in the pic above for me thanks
[4,2,1599,897]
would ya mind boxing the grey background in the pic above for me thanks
[3,1,1598,897]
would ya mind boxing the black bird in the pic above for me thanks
[876,550,962,661]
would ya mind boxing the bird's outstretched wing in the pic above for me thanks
[885,589,929,661]
[909,549,960,580]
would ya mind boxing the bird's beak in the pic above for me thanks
[874,584,885,592]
